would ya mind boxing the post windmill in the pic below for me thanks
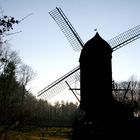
[37,7,140,138]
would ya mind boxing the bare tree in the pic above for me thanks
[18,63,37,88]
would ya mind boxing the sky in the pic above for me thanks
[0,0,140,103]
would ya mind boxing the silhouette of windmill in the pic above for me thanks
[37,7,140,105]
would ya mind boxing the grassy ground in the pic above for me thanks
[0,127,73,140]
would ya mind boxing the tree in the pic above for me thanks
[18,64,37,88]
[113,75,140,117]
[0,60,18,123]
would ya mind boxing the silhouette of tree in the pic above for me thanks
[0,15,19,36]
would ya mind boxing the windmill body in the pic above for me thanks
[79,32,113,120]
[74,33,136,138]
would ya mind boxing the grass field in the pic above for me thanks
[0,127,73,140]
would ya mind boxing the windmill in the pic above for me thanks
[37,7,140,137]
[37,7,140,103]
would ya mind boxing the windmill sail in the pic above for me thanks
[109,24,140,51]
[49,7,84,51]
[37,66,80,100]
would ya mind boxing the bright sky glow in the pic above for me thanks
[1,0,140,103]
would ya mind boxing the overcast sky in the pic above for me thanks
[0,0,140,103]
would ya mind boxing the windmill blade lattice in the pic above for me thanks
[37,66,80,100]
[49,7,84,51]
[108,24,140,51]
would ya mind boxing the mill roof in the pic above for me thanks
[79,32,112,62]
[83,32,112,51]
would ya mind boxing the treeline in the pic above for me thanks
[22,98,79,127]
[0,14,79,129]
[0,39,79,128]
[0,38,36,125]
